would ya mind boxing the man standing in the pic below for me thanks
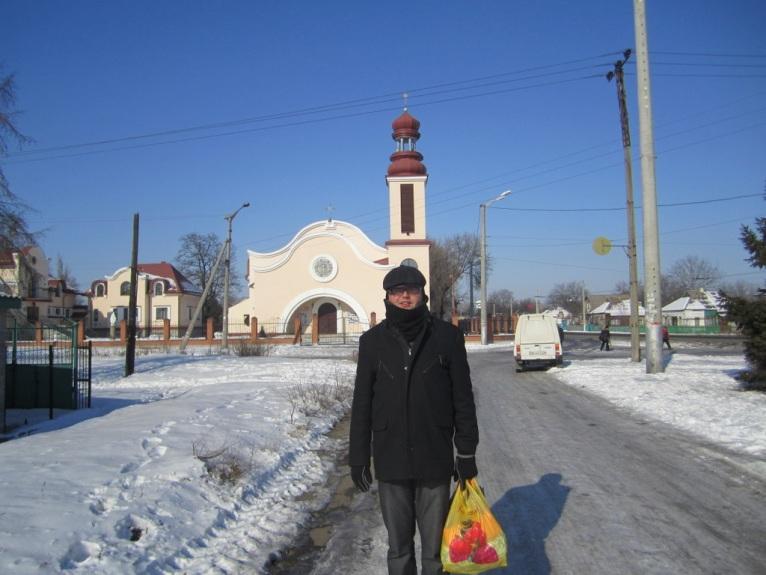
[599,326,611,351]
[349,265,479,575]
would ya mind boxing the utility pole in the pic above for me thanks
[480,190,511,345]
[125,213,139,377]
[581,284,587,330]
[479,205,487,342]
[469,260,475,319]
[634,0,664,372]
[221,202,250,350]
[607,49,641,363]
[222,202,250,352]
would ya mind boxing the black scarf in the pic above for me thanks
[384,299,429,343]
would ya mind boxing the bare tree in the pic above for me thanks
[547,281,587,315]
[717,280,758,300]
[487,288,514,317]
[0,70,35,250]
[55,254,79,290]
[429,233,481,319]
[515,297,538,314]
[175,232,242,323]
[664,255,721,302]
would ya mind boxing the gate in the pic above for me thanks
[316,317,370,345]
[5,321,92,412]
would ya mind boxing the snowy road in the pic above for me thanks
[474,351,766,574]
[298,348,766,575]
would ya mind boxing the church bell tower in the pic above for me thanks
[385,108,431,286]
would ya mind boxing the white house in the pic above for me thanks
[662,295,719,330]
[588,298,645,327]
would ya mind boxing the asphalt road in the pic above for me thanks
[268,342,765,575]
[474,349,766,575]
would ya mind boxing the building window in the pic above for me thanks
[310,255,338,283]
[95,283,105,297]
[154,282,164,296]
[93,310,99,324]
[400,184,414,234]
[155,307,169,321]
[188,307,193,321]
[120,281,131,296]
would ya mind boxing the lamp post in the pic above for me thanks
[222,202,250,351]
[480,189,511,345]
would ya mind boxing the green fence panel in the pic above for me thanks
[5,364,76,409]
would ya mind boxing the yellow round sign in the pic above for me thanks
[592,236,612,255]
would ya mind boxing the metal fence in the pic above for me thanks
[315,320,370,345]
[5,320,92,413]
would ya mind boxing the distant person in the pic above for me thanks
[349,265,479,575]
[599,327,611,351]
[662,326,672,350]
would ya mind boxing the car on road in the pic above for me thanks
[514,313,563,371]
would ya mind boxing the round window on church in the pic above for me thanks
[401,258,418,269]
[310,255,338,282]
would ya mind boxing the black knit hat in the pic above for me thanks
[383,265,426,290]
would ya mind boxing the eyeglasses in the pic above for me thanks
[387,286,421,296]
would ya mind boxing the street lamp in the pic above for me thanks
[222,201,250,351]
[480,189,511,345]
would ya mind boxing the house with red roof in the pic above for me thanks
[87,262,202,336]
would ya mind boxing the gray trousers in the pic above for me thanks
[378,478,451,575]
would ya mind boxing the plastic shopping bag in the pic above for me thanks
[441,478,507,574]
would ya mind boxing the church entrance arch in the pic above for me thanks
[317,303,337,334]
[280,289,370,345]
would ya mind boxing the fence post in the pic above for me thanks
[292,316,302,344]
[120,320,127,342]
[77,320,85,345]
[35,321,43,343]
[206,317,214,341]
[311,313,319,345]
[48,345,54,420]
[251,317,258,341]
[163,319,171,340]
[0,310,6,432]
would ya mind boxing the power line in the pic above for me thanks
[492,192,762,213]
[7,55,614,162]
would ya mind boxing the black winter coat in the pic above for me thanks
[348,316,479,481]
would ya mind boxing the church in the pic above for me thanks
[228,109,432,339]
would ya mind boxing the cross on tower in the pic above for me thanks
[326,204,335,222]
[402,92,409,111]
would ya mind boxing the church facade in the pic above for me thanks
[229,110,431,338]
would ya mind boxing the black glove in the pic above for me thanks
[351,465,372,492]
[453,454,478,489]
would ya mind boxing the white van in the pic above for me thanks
[514,314,563,371]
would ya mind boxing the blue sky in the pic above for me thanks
[3,0,765,300]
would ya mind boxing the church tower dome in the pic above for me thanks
[387,110,427,177]
[385,107,430,289]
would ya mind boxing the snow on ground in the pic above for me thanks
[551,351,766,459]
[0,349,357,574]
[0,341,763,574]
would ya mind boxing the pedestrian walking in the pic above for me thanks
[349,265,479,575]
[599,327,611,351]
[662,326,672,349]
